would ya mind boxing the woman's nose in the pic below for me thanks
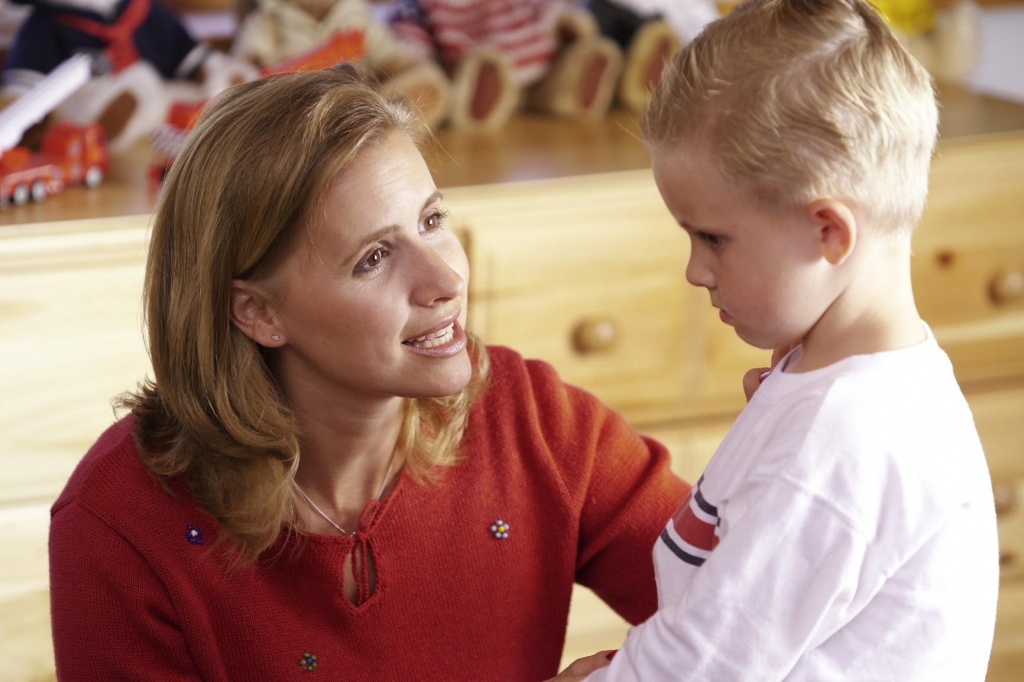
[411,244,466,306]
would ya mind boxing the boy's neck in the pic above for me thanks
[788,238,925,373]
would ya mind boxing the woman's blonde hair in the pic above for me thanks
[120,65,489,563]
[645,0,938,231]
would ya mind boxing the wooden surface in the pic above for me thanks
[0,106,652,227]
[2,83,1024,228]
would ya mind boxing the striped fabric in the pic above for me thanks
[390,0,561,85]
[659,475,719,567]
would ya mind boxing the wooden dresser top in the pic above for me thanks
[2,82,1023,227]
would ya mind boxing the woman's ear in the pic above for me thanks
[808,199,856,266]
[230,280,284,347]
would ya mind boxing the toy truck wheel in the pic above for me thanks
[11,184,30,206]
[30,181,47,202]
[84,166,104,189]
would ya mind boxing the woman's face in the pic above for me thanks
[264,131,472,411]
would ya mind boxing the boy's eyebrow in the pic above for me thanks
[677,220,707,233]
[678,218,726,234]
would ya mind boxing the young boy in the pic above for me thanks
[553,0,999,680]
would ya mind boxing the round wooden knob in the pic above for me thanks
[993,482,1017,517]
[989,269,1024,305]
[572,317,618,355]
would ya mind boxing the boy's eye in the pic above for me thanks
[697,231,724,248]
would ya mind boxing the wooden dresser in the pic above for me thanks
[2,86,1023,680]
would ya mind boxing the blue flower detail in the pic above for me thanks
[299,652,317,671]
[185,524,204,545]
[490,519,510,539]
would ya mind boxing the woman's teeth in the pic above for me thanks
[406,323,455,348]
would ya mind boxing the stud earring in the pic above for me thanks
[271,334,281,342]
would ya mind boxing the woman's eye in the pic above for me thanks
[422,208,450,233]
[356,247,387,273]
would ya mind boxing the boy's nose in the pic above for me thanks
[685,255,714,289]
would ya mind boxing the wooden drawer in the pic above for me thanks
[449,170,765,423]
[954,383,1024,681]
[0,215,152,506]
[914,133,1024,385]
[972,383,1024,577]
[0,504,54,682]
[969,384,1024,482]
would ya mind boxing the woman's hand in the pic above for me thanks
[742,344,796,402]
[544,650,616,681]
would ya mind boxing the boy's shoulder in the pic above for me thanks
[745,338,983,475]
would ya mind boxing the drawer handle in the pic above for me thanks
[993,482,1017,517]
[572,317,618,355]
[988,269,1024,305]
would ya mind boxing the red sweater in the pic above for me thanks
[50,346,689,681]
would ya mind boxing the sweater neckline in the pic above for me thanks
[297,465,409,543]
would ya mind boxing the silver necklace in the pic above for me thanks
[295,448,398,536]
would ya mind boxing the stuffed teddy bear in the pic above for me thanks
[1,0,258,151]
[231,0,452,127]
[589,0,717,110]
[388,0,626,132]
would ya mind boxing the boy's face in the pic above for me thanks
[651,141,836,352]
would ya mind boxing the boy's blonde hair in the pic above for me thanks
[645,0,938,231]
[120,65,489,563]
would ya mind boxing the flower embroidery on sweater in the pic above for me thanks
[299,652,317,671]
[185,524,204,545]
[490,519,510,539]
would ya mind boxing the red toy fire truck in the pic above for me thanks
[1,121,109,206]
[0,54,110,208]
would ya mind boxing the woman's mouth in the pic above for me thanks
[404,323,455,348]
[402,321,467,358]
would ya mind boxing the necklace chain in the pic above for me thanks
[295,448,398,536]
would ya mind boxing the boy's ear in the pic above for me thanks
[230,280,284,347]
[807,199,856,266]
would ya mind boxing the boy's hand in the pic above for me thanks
[544,650,615,681]
[743,344,797,401]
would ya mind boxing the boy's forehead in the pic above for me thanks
[652,140,717,182]
[652,143,727,213]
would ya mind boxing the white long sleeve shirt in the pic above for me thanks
[590,328,999,681]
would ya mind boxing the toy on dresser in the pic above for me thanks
[0,0,258,152]
[231,0,452,127]
[388,0,629,132]
[587,0,716,111]
[0,53,108,206]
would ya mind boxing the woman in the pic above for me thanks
[48,64,688,680]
